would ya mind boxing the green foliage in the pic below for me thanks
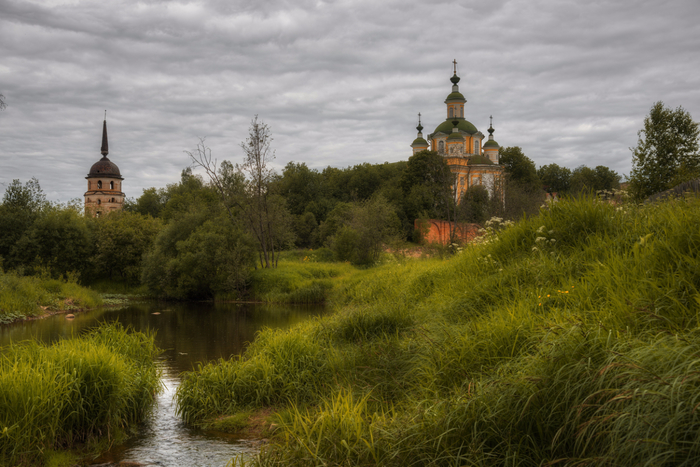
[499,146,540,192]
[0,178,48,270]
[630,101,700,200]
[177,196,700,466]
[0,323,160,466]
[12,207,94,279]
[328,196,401,265]
[399,150,453,236]
[570,164,621,194]
[458,184,490,224]
[91,211,162,284]
[538,163,572,193]
[141,213,256,300]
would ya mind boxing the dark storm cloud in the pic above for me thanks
[1,0,699,201]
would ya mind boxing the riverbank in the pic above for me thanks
[0,272,104,324]
[176,196,700,466]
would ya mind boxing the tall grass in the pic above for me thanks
[246,261,356,303]
[0,271,103,322]
[0,323,161,466]
[177,196,700,466]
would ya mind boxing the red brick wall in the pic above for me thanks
[415,219,482,245]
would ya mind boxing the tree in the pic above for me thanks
[629,101,700,200]
[399,150,454,240]
[537,163,571,194]
[329,196,401,265]
[499,146,540,192]
[91,211,162,284]
[0,178,48,269]
[188,116,293,268]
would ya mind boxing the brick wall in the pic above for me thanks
[415,219,482,245]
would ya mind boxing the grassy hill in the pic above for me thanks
[177,196,700,466]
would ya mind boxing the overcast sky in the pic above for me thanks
[1,0,699,202]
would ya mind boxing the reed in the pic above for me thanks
[178,196,700,466]
[0,322,161,466]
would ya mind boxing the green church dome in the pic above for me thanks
[444,92,466,102]
[432,118,478,136]
[483,139,500,148]
[411,137,429,147]
[446,132,465,141]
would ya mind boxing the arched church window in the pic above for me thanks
[97,199,101,205]
[438,140,445,154]
[449,107,453,118]
[460,107,463,117]
[474,140,479,153]
[97,180,102,189]
[110,181,114,189]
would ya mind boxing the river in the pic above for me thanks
[0,301,326,466]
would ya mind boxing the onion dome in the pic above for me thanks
[411,113,429,149]
[483,116,500,148]
[446,119,465,141]
[433,118,478,135]
[87,117,123,179]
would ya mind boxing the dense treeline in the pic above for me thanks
[0,142,624,301]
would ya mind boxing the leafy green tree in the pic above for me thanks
[499,147,540,192]
[458,185,490,224]
[0,178,48,269]
[91,211,163,284]
[277,162,324,216]
[537,164,571,194]
[629,101,700,200]
[129,187,168,218]
[13,207,94,278]
[141,212,255,299]
[329,196,400,265]
[570,166,598,194]
[399,150,454,239]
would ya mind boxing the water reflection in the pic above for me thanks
[0,301,325,466]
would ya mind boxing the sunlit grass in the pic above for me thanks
[178,196,700,466]
[0,322,161,466]
[0,271,103,322]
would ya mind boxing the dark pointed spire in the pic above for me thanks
[488,115,495,137]
[416,112,423,133]
[100,111,109,157]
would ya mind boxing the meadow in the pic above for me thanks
[176,195,700,466]
[0,323,161,466]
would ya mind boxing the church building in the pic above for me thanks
[84,116,125,217]
[411,61,503,201]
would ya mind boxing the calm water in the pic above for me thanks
[0,301,325,466]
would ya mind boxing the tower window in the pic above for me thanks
[110,181,114,189]
[460,107,464,117]
[449,107,453,118]
[97,180,102,189]
[474,140,479,153]
[438,140,445,154]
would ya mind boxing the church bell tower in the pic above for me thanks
[84,114,125,217]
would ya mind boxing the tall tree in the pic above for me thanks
[499,146,541,192]
[538,163,571,194]
[188,116,292,268]
[629,101,700,200]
